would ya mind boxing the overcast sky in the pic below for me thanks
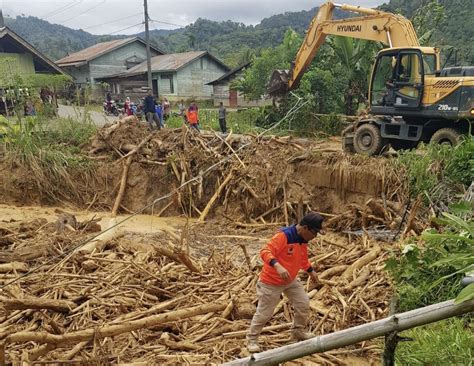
[2,0,386,35]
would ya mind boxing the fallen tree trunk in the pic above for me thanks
[0,296,76,313]
[6,302,226,346]
[111,155,133,217]
[223,299,474,366]
[199,171,234,222]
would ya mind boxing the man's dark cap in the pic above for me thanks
[300,211,324,231]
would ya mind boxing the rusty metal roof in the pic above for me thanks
[56,37,164,66]
[100,51,229,79]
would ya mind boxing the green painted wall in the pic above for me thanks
[0,52,35,85]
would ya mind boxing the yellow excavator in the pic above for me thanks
[268,2,474,155]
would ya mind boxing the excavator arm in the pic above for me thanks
[268,2,420,95]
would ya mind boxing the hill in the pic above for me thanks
[4,0,473,65]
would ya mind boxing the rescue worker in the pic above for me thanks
[246,211,324,353]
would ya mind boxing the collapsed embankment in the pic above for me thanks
[1,120,410,232]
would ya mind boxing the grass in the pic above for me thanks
[1,115,97,202]
[395,318,473,366]
[165,108,264,134]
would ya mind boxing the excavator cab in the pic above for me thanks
[370,48,426,113]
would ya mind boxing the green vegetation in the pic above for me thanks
[395,318,473,366]
[165,108,263,135]
[383,137,473,364]
[5,0,472,67]
[396,137,474,204]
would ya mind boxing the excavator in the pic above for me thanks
[268,2,474,155]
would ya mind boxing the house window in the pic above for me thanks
[160,74,174,94]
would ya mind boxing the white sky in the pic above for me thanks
[2,0,386,35]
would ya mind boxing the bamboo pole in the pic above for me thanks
[5,302,226,347]
[223,299,474,366]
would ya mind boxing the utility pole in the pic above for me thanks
[143,0,153,92]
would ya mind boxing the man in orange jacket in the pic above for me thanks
[247,211,324,353]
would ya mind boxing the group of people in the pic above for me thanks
[142,89,227,133]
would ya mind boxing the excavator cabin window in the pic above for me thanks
[371,54,397,107]
[371,50,424,110]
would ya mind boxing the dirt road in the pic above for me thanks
[58,104,118,126]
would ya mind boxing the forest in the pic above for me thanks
[4,0,473,67]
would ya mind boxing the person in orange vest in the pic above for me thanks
[246,211,324,353]
[186,101,200,131]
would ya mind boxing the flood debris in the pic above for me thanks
[0,215,390,364]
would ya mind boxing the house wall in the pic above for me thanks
[211,82,271,107]
[173,56,227,100]
[62,65,90,85]
[61,42,160,85]
[0,53,35,85]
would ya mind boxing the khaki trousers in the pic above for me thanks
[247,279,309,341]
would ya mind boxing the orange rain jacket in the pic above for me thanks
[260,225,314,286]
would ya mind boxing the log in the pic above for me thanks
[0,262,28,273]
[0,296,76,313]
[6,302,226,346]
[199,171,234,222]
[223,299,474,365]
[111,156,133,216]
[342,246,381,280]
[153,243,200,273]
[118,133,153,162]
[75,217,122,254]
[346,267,371,289]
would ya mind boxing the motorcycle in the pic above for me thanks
[103,100,120,116]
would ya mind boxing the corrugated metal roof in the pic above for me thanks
[128,51,207,73]
[56,37,164,66]
[98,51,230,79]
[207,61,251,85]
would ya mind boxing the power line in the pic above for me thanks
[89,21,144,40]
[59,0,106,24]
[81,12,142,31]
[42,0,84,20]
[149,18,185,28]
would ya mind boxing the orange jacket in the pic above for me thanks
[260,225,313,286]
[187,110,198,124]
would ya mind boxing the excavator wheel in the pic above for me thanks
[353,123,384,156]
[430,128,462,146]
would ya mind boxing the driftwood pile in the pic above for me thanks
[0,213,390,364]
[87,121,409,234]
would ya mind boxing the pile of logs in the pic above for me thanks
[0,215,390,364]
[88,122,316,223]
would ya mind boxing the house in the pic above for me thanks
[206,61,270,107]
[56,37,164,87]
[97,51,230,100]
[0,12,66,115]
[0,22,65,87]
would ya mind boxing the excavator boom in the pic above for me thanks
[268,1,420,95]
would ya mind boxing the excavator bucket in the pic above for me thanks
[268,69,290,97]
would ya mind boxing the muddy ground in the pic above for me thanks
[0,121,418,365]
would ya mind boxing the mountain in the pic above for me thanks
[380,0,473,64]
[4,0,473,65]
